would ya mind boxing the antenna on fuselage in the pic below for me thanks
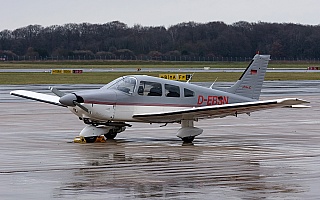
[210,77,219,89]
[186,73,194,83]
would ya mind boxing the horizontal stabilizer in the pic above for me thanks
[133,98,309,123]
[10,90,66,107]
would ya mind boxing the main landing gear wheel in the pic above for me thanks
[182,136,195,143]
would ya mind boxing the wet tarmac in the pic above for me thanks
[1,82,320,199]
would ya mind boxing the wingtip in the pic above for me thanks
[10,90,20,95]
[278,98,310,108]
[295,98,310,104]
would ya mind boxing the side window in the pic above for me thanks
[184,88,195,97]
[138,81,162,96]
[165,84,180,97]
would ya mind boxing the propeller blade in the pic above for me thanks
[73,101,90,113]
[49,87,65,97]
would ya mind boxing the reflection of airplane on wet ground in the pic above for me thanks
[64,141,264,199]
[10,54,308,143]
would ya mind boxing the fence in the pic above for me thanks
[1,55,320,62]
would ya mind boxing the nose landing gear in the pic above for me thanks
[74,125,126,143]
[74,135,106,143]
[104,129,117,140]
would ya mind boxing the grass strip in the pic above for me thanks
[0,72,319,85]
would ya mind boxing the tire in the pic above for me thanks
[182,136,195,143]
[84,136,97,143]
[104,130,117,140]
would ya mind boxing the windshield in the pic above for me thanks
[103,76,137,94]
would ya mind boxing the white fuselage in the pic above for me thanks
[67,75,253,123]
[69,104,190,122]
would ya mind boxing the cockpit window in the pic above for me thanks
[105,76,137,94]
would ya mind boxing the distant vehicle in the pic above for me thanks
[10,54,308,143]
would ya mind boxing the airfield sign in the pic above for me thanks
[51,69,83,74]
[159,74,192,81]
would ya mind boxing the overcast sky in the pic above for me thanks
[1,0,319,31]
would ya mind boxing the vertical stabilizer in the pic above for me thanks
[226,54,270,100]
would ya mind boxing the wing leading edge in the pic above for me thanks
[10,90,66,107]
[133,98,309,123]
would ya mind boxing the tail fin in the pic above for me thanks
[226,54,270,100]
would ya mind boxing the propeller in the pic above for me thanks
[73,99,90,113]
[50,87,89,113]
[49,86,65,97]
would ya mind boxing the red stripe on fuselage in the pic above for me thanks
[84,101,200,108]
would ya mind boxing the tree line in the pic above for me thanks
[1,21,320,60]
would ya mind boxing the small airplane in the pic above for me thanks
[10,54,308,143]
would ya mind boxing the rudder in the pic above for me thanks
[226,54,270,100]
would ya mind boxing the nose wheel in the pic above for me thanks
[84,136,98,143]
[104,130,117,139]
[74,135,106,143]
[74,125,126,143]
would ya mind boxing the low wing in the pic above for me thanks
[10,90,66,107]
[133,98,309,123]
